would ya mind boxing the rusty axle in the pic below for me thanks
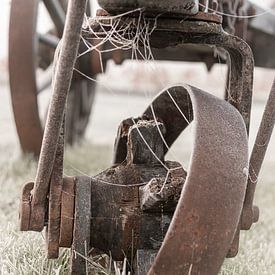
[18,1,275,274]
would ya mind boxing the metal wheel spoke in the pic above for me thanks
[37,64,53,93]
[43,0,66,37]
[38,33,60,49]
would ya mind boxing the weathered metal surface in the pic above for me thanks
[246,3,275,68]
[85,15,255,264]
[149,1,274,69]
[242,77,275,230]
[139,172,186,212]
[65,80,96,145]
[89,119,186,260]
[84,84,249,273]
[70,177,91,275]
[85,17,254,134]
[226,224,241,258]
[9,0,95,156]
[46,120,65,259]
[127,119,166,165]
[113,118,135,164]
[97,0,199,16]
[135,250,157,275]
[19,182,34,231]
[143,87,193,153]
[144,20,254,134]
[18,2,270,273]
[59,177,75,248]
[89,175,176,259]
[148,85,249,275]
[188,11,222,23]
[29,0,88,231]
[112,18,254,158]
[9,0,43,156]
[139,213,173,251]
[20,85,251,273]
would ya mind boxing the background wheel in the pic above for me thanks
[9,0,95,156]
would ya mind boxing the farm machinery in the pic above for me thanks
[14,0,275,274]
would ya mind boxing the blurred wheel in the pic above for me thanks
[9,0,95,155]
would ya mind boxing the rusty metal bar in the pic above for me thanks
[242,77,275,230]
[29,0,88,231]
[46,119,65,259]
[70,177,91,274]
[97,0,199,15]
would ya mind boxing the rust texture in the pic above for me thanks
[9,0,43,155]
[107,21,253,165]
[43,0,65,37]
[9,0,96,156]
[139,172,186,212]
[90,118,186,260]
[46,119,65,259]
[242,77,275,230]
[9,0,274,156]
[135,250,157,275]
[97,0,199,16]
[63,85,250,274]
[18,2,275,274]
[29,0,88,231]
[70,177,91,275]
[86,1,275,70]
[59,177,75,248]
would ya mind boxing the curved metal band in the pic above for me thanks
[145,84,249,274]
[112,21,254,163]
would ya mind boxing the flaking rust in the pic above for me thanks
[89,118,186,261]
[18,1,275,274]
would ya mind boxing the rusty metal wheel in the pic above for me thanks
[9,0,95,156]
